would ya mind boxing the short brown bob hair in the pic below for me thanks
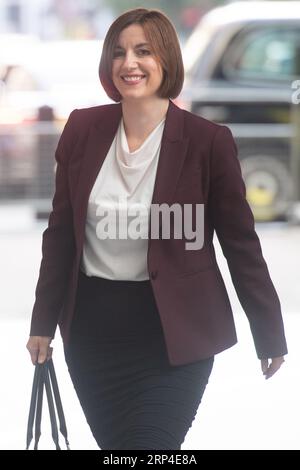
[99,8,184,102]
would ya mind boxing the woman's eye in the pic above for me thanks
[113,49,151,58]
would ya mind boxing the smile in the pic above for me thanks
[121,75,146,85]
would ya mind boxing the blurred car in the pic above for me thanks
[0,36,112,200]
[180,1,300,221]
[0,34,40,197]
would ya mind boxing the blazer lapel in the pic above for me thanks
[73,103,122,246]
[151,99,190,206]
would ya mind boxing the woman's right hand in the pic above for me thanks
[26,336,53,365]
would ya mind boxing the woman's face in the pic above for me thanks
[111,24,164,102]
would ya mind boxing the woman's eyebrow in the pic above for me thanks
[114,42,150,49]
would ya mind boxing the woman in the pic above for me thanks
[26,8,287,450]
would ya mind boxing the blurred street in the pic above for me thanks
[0,203,299,450]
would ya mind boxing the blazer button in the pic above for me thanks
[150,270,158,280]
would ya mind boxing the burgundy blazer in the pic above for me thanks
[30,99,287,365]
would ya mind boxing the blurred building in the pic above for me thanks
[0,0,114,40]
[0,0,44,36]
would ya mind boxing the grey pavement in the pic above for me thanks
[0,203,299,450]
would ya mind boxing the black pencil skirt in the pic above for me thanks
[64,270,214,450]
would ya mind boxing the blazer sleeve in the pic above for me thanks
[29,109,78,338]
[208,125,288,359]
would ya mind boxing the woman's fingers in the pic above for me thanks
[27,345,39,365]
[37,344,50,364]
[26,336,52,365]
[260,356,285,380]
[261,358,269,375]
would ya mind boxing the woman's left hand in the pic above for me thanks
[260,356,285,380]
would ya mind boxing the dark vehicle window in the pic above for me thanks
[218,25,300,83]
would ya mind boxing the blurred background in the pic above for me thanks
[0,0,299,450]
[1,0,300,220]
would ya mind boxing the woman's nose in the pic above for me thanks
[122,50,138,68]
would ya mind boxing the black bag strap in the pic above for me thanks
[26,364,42,450]
[34,363,45,449]
[26,359,70,450]
[48,360,70,449]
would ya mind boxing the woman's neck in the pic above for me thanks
[121,97,169,141]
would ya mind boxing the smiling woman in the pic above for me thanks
[27,6,287,452]
[99,9,184,103]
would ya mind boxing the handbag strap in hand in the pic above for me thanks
[26,359,70,450]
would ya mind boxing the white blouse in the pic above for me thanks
[80,116,166,280]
